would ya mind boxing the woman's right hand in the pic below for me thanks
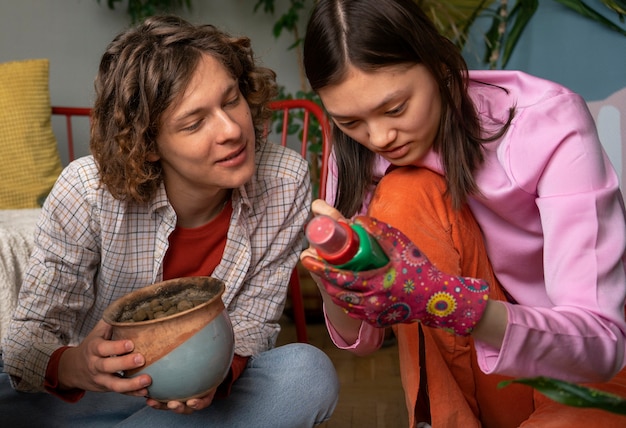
[300,199,364,343]
[300,199,348,260]
[300,198,347,276]
[310,199,346,224]
[57,319,151,396]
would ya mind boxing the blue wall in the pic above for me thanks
[464,0,626,102]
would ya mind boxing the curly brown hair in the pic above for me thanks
[91,15,278,203]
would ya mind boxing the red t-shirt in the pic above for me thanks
[163,199,232,279]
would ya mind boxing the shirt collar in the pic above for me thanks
[148,182,171,215]
[147,175,253,217]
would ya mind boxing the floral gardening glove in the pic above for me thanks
[301,216,490,336]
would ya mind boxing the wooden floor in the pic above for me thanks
[277,316,409,428]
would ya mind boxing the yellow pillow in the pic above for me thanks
[0,59,62,208]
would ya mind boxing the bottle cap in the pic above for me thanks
[306,215,360,265]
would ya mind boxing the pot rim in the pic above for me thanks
[102,276,225,327]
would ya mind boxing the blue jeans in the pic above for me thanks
[0,343,339,427]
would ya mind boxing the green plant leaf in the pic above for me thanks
[254,0,275,14]
[600,0,626,21]
[554,0,626,36]
[499,377,626,415]
[481,5,502,67]
[308,142,322,153]
[420,0,495,48]
[501,0,538,68]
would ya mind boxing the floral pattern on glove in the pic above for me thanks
[301,216,489,336]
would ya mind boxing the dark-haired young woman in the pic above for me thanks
[300,0,626,426]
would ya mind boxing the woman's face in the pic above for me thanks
[318,63,441,166]
[153,53,256,198]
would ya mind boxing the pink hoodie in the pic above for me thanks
[324,70,626,382]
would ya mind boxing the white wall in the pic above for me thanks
[0,0,305,160]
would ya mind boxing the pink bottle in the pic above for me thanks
[306,215,388,271]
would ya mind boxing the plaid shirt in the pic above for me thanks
[2,142,311,392]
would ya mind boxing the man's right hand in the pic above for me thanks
[57,319,151,396]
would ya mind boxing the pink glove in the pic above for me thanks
[302,216,490,336]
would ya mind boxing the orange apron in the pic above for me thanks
[368,166,626,427]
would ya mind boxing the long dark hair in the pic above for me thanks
[303,0,513,215]
[91,15,277,203]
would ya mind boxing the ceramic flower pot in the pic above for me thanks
[102,276,234,402]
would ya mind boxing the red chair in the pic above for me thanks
[268,99,331,343]
[52,99,331,344]
[51,106,91,162]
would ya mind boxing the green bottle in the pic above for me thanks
[306,215,389,271]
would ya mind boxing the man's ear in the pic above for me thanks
[147,152,160,162]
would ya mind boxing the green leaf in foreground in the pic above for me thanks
[499,376,626,415]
